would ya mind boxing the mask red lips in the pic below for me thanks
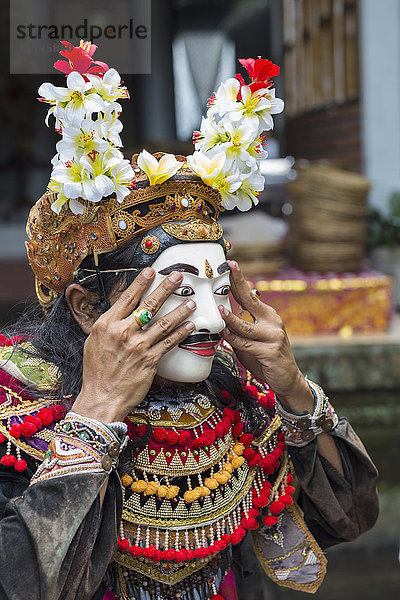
[178,333,221,357]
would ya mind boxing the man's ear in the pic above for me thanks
[65,284,101,335]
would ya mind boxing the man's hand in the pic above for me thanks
[219,260,314,414]
[72,268,196,423]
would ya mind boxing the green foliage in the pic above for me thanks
[367,191,400,249]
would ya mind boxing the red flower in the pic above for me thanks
[238,58,280,83]
[54,41,109,77]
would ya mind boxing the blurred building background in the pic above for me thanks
[0,0,399,598]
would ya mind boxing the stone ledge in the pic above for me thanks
[292,315,400,392]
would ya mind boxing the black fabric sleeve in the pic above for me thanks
[0,453,122,600]
[289,416,379,549]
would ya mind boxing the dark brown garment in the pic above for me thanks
[0,418,378,600]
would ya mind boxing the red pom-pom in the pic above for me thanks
[135,424,147,437]
[253,494,269,508]
[177,431,190,445]
[185,548,195,560]
[1,454,17,467]
[174,549,187,562]
[232,422,244,437]
[161,549,175,561]
[0,433,5,443]
[287,473,293,484]
[223,407,234,421]
[203,429,216,444]
[14,459,27,472]
[277,431,285,442]
[269,501,285,515]
[280,494,294,506]
[143,545,161,561]
[263,515,279,527]
[214,539,227,551]
[257,394,269,409]
[274,446,283,458]
[37,408,53,426]
[230,526,246,545]
[194,547,210,559]
[165,430,179,445]
[285,485,295,495]
[243,448,256,461]
[258,458,275,474]
[20,422,37,437]
[244,384,258,398]
[242,517,259,530]
[129,545,143,557]
[248,508,259,518]
[25,415,42,429]
[117,538,130,551]
[9,424,21,439]
[240,433,254,447]
[211,594,224,600]
[214,423,226,438]
[248,453,262,467]
[222,534,231,544]
[153,427,167,442]
[193,436,205,449]
[51,405,65,420]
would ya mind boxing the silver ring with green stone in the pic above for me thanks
[133,308,153,328]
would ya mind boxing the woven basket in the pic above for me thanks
[287,165,370,272]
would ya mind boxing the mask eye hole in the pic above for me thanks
[173,285,195,297]
[214,284,231,296]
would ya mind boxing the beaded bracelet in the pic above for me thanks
[275,380,338,447]
[31,412,128,485]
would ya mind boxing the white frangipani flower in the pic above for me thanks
[186,151,225,187]
[212,167,242,208]
[111,159,135,202]
[193,115,229,153]
[39,71,105,127]
[232,170,265,211]
[137,149,183,185]
[56,119,109,161]
[86,68,129,103]
[95,109,124,147]
[80,151,120,203]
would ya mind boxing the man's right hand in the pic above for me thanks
[71,267,196,423]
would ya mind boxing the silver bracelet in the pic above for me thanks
[276,380,338,447]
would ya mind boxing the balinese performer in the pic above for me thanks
[0,41,378,600]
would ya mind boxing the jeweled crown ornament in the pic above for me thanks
[26,42,284,307]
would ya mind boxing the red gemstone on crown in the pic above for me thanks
[145,239,153,248]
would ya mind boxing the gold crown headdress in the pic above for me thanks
[26,41,283,308]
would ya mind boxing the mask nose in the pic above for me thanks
[194,303,225,333]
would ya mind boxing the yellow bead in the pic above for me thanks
[121,474,133,487]
[157,485,169,498]
[131,480,147,493]
[199,485,211,497]
[224,463,233,474]
[204,477,219,490]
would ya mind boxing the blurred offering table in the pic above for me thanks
[238,269,393,337]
